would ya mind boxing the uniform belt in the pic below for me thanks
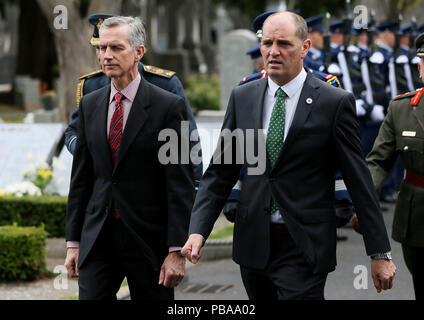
[405,171,424,188]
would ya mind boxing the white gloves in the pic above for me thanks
[355,99,367,116]
[370,105,385,122]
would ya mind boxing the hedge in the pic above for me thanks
[0,225,47,282]
[0,196,67,238]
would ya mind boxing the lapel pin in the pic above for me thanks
[306,98,313,104]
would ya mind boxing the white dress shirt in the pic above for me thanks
[263,68,307,223]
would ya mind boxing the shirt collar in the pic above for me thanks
[267,68,307,99]
[110,73,141,104]
[379,44,393,54]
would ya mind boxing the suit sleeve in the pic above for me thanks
[64,108,79,155]
[164,97,196,247]
[66,98,94,242]
[333,92,391,255]
[366,102,398,192]
[188,89,242,239]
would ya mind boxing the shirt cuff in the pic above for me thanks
[67,241,80,248]
[169,246,182,253]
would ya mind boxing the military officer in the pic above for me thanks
[411,24,424,89]
[304,15,326,72]
[64,14,203,185]
[354,33,424,300]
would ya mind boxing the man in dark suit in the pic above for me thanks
[64,16,194,300]
[182,12,396,300]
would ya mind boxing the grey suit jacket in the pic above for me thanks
[189,72,391,274]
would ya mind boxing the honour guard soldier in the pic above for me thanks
[326,19,353,92]
[367,20,401,203]
[64,14,203,186]
[395,24,415,94]
[355,32,424,299]
[304,15,326,72]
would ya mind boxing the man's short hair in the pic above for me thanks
[264,12,308,41]
[100,16,146,49]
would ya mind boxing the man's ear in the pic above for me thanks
[302,39,312,59]
[135,45,145,61]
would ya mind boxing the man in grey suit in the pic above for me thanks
[182,12,396,300]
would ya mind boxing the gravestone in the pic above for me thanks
[218,29,258,110]
[14,76,42,112]
[0,123,72,196]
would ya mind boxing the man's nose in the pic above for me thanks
[269,44,280,57]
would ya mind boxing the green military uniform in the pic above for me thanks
[367,87,424,245]
[366,31,424,300]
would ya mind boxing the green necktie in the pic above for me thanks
[267,88,287,213]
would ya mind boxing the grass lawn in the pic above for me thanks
[209,224,234,240]
[0,104,26,123]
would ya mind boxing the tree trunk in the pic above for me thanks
[36,0,123,122]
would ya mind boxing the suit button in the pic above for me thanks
[112,181,117,185]
[404,146,409,151]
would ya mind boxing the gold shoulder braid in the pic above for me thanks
[143,65,176,78]
[76,78,86,108]
[76,70,103,107]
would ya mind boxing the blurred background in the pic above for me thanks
[0,0,423,122]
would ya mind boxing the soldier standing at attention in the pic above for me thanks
[354,32,424,300]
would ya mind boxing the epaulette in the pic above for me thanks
[76,70,103,107]
[394,91,415,100]
[79,69,103,80]
[76,78,85,108]
[411,87,424,106]
[143,65,175,78]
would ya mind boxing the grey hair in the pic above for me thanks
[100,16,146,49]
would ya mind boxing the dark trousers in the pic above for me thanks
[402,244,424,300]
[78,216,173,300]
[240,226,328,300]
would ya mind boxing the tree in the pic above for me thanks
[35,0,123,121]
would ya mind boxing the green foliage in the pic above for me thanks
[209,224,234,239]
[0,195,67,238]
[185,74,220,112]
[212,0,266,19]
[291,0,347,18]
[0,225,47,282]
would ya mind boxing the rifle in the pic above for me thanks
[324,12,331,71]
[343,0,353,49]
[394,14,403,58]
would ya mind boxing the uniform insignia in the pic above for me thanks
[76,78,86,108]
[143,65,176,78]
[260,70,268,79]
[402,131,416,137]
[411,87,424,106]
[241,76,247,83]
[79,69,103,80]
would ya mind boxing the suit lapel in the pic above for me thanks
[113,77,150,173]
[252,78,268,131]
[94,86,114,173]
[271,72,320,172]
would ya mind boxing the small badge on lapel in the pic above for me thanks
[306,98,313,104]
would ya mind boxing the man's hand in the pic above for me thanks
[64,248,79,277]
[158,251,186,288]
[181,234,204,264]
[371,259,396,293]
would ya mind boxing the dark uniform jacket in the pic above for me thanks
[367,88,424,246]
